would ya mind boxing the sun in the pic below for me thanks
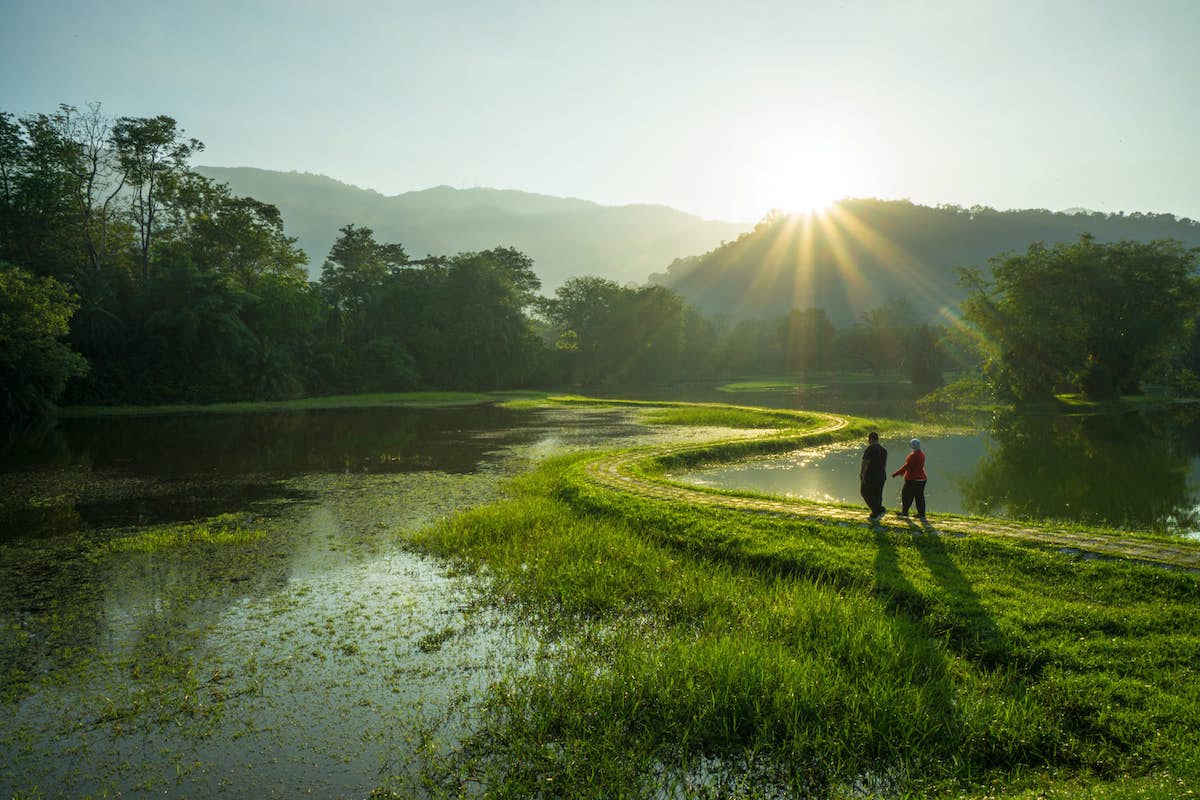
[750,140,858,216]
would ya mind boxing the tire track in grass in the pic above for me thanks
[582,411,1200,571]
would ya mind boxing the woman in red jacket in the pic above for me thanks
[892,438,927,519]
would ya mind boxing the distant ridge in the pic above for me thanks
[650,199,1200,325]
[196,166,750,290]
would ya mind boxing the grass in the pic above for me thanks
[387,404,1200,799]
[61,389,553,417]
[503,394,853,432]
[718,379,829,393]
[89,513,266,555]
[717,372,918,394]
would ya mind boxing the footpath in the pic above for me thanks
[582,412,1200,571]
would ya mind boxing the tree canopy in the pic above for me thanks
[5,100,1200,422]
[960,236,1200,400]
[0,263,88,422]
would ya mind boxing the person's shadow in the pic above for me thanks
[873,523,1009,667]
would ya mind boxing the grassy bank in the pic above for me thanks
[386,407,1200,799]
[60,389,553,418]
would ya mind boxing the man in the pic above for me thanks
[859,431,888,521]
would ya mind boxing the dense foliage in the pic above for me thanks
[0,103,560,417]
[4,101,1198,425]
[0,263,88,420]
[960,236,1200,399]
[0,102,957,424]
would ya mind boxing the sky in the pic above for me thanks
[2,0,1198,223]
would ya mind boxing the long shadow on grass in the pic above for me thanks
[874,528,1010,668]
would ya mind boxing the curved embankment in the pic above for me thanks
[582,410,1200,571]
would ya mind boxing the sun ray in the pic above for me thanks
[824,202,967,319]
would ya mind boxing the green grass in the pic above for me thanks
[717,372,917,394]
[502,394,844,431]
[388,408,1200,799]
[638,405,823,429]
[61,390,553,417]
[90,513,266,555]
[717,379,828,393]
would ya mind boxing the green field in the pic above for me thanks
[60,390,553,417]
[383,400,1200,799]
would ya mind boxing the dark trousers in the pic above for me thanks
[860,478,885,515]
[901,479,927,517]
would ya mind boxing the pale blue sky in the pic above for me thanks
[2,0,1197,222]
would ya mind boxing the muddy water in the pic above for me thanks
[0,405,682,799]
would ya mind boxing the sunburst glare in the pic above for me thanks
[749,140,861,215]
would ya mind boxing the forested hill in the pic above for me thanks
[195,167,749,290]
[649,199,1200,325]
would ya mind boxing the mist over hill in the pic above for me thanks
[196,167,750,290]
[649,199,1200,325]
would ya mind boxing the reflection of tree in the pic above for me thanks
[960,411,1194,530]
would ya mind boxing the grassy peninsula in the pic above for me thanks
[385,400,1200,799]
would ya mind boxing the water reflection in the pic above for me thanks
[961,409,1199,531]
[0,404,673,798]
[598,378,922,418]
[0,405,653,537]
[675,408,1200,534]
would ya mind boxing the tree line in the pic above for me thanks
[3,102,1199,425]
[0,102,957,424]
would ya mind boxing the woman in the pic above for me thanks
[891,438,927,519]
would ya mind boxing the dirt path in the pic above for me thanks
[582,412,1200,571]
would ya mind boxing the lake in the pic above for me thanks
[0,404,699,799]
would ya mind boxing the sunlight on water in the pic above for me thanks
[0,405,693,798]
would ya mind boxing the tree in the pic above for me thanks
[0,111,83,278]
[111,115,203,279]
[538,276,626,385]
[184,188,308,289]
[319,224,407,343]
[50,103,127,273]
[0,262,88,423]
[778,307,836,375]
[960,236,1200,400]
[838,300,915,377]
[539,278,690,386]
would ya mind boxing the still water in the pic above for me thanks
[0,404,692,799]
[673,433,988,516]
[674,409,1200,535]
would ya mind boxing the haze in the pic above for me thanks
[2,0,1198,222]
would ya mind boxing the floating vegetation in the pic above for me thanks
[0,402,684,798]
[90,513,267,555]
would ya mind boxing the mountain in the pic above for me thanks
[649,199,1200,325]
[195,167,750,291]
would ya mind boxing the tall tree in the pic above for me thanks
[0,111,81,278]
[838,300,916,377]
[51,103,127,273]
[319,224,407,342]
[111,115,203,279]
[185,188,307,289]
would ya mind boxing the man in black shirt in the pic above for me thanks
[859,431,888,521]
